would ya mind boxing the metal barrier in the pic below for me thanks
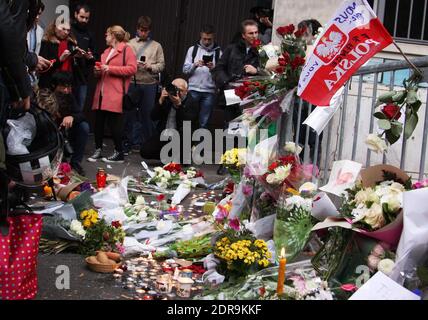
[284,56,428,184]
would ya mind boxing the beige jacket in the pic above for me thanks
[129,38,165,85]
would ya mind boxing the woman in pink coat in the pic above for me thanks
[88,25,137,164]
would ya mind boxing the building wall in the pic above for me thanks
[40,0,70,28]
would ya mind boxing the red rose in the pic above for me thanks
[111,221,122,229]
[291,56,306,70]
[259,287,266,297]
[195,170,204,178]
[251,39,262,48]
[156,194,165,202]
[285,24,295,34]
[269,162,279,171]
[294,26,307,38]
[243,81,252,87]
[382,103,401,120]
[164,162,182,173]
[277,26,287,36]
[278,57,288,66]
[275,66,285,74]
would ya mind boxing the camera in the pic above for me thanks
[165,83,179,96]
[202,55,213,65]
[61,129,74,157]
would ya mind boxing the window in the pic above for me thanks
[376,0,428,43]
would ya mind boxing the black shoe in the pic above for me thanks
[217,165,227,176]
[71,163,86,177]
[102,151,125,164]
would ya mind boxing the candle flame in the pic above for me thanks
[281,248,286,258]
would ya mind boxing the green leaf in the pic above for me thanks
[404,112,419,139]
[378,91,396,103]
[410,100,422,114]
[373,112,387,120]
[378,119,392,130]
[406,90,418,105]
[392,91,406,104]
[386,130,401,145]
[391,122,403,137]
[417,266,428,287]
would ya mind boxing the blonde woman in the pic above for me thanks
[88,26,137,164]
[38,20,82,89]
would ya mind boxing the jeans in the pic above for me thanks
[73,85,88,113]
[69,121,90,165]
[124,83,158,148]
[95,110,124,153]
[188,90,216,129]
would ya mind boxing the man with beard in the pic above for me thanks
[71,4,98,112]
[37,72,89,176]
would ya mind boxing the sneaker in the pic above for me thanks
[87,149,102,163]
[71,163,86,177]
[102,151,125,164]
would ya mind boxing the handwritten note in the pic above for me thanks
[349,272,420,300]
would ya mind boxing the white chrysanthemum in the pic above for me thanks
[70,220,86,239]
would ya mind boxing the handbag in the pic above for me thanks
[121,46,140,111]
[0,179,43,300]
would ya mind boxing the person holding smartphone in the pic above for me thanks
[182,25,222,129]
[38,20,84,91]
[126,16,165,154]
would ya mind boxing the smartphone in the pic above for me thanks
[202,55,213,65]
[140,56,146,63]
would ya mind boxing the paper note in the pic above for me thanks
[224,89,242,106]
[303,86,344,135]
[349,272,420,300]
[319,160,362,196]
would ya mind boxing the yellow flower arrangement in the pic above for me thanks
[220,148,247,168]
[214,237,272,276]
[80,209,99,228]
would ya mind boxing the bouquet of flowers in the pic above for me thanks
[341,180,405,232]
[80,219,126,256]
[214,230,272,280]
[274,183,318,263]
[220,148,247,183]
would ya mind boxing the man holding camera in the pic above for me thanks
[140,78,199,162]
[183,25,222,129]
[127,16,165,154]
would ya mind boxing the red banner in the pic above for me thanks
[298,0,393,106]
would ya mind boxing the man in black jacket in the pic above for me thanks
[71,4,98,112]
[140,78,199,163]
[211,19,260,174]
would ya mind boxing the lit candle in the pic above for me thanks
[276,248,287,296]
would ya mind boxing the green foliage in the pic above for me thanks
[169,235,213,259]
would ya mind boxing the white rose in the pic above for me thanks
[390,182,405,194]
[355,189,371,204]
[366,134,387,154]
[364,203,386,229]
[138,210,148,220]
[367,192,380,204]
[186,170,196,179]
[275,164,291,182]
[377,259,395,276]
[70,220,86,239]
[299,182,317,194]
[266,173,278,185]
[135,196,146,206]
[156,220,166,230]
[284,142,303,155]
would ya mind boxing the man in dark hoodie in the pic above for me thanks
[183,25,222,129]
[71,3,98,112]
[211,19,261,174]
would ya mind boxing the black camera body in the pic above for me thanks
[165,83,179,96]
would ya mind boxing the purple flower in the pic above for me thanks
[228,218,240,231]
[80,182,93,193]
[242,185,253,197]
[215,208,228,223]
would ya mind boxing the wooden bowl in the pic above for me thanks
[85,257,122,274]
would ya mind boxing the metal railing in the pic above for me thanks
[282,56,428,184]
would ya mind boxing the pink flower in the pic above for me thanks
[115,243,125,255]
[228,218,240,231]
[242,185,253,197]
[59,162,72,174]
[341,284,357,292]
[215,206,229,223]
[413,182,424,189]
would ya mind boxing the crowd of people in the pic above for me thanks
[0,1,321,184]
